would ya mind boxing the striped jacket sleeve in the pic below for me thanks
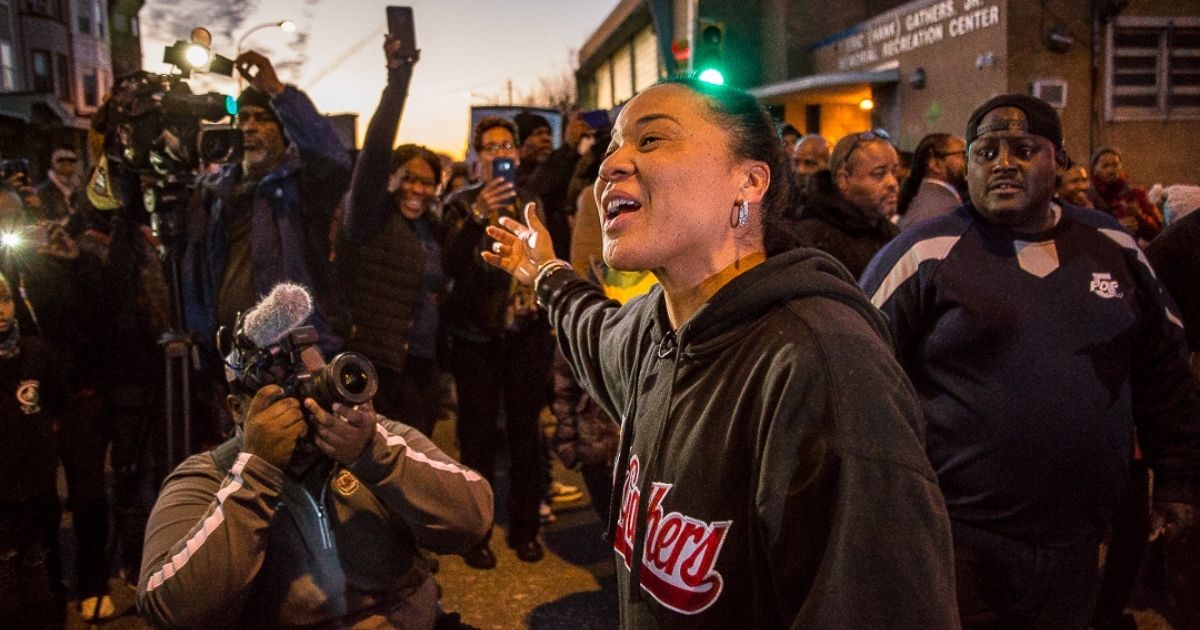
[137,452,285,629]
[859,231,960,364]
[348,417,494,554]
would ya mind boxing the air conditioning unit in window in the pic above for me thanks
[1032,79,1068,109]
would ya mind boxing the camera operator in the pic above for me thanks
[137,288,493,629]
[182,51,352,356]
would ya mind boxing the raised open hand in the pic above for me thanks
[480,202,555,285]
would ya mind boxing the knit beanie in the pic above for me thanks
[514,111,551,146]
[236,87,280,126]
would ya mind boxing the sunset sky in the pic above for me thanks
[140,0,620,158]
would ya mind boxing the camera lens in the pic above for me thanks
[340,364,369,395]
[325,352,377,405]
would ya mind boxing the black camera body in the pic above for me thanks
[99,71,241,177]
[229,325,379,414]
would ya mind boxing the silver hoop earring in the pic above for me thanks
[732,199,749,229]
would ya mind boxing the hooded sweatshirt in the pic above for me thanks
[537,248,959,629]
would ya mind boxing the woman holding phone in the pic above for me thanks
[340,36,445,437]
[482,77,959,628]
[440,117,550,568]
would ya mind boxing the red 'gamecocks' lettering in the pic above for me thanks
[612,456,732,615]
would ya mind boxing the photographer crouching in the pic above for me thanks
[137,284,493,629]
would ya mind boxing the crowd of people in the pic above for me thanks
[0,26,1199,630]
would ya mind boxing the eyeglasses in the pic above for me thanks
[478,141,515,154]
[833,128,890,173]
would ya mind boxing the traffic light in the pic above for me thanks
[694,20,726,85]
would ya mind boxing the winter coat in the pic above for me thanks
[795,170,899,279]
[341,65,444,373]
[182,86,351,354]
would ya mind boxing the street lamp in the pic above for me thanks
[235,20,296,89]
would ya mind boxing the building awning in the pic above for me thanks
[0,92,73,126]
[750,69,900,100]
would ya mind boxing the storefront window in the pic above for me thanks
[596,60,612,110]
[633,26,658,94]
[612,44,633,104]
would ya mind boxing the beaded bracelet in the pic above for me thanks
[533,259,573,297]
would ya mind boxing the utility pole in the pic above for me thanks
[507,79,513,105]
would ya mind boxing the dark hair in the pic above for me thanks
[445,161,471,192]
[659,75,798,256]
[391,143,442,183]
[1090,146,1120,168]
[473,116,518,151]
[897,133,954,217]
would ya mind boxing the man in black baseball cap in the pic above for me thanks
[860,93,1200,628]
[962,93,1067,233]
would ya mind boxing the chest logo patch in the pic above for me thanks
[16,380,40,415]
[1089,273,1123,299]
[614,455,732,615]
[333,471,359,496]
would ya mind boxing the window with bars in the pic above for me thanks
[1108,18,1200,120]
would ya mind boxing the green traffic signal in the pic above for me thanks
[698,68,725,85]
[224,95,238,116]
[694,20,726,86]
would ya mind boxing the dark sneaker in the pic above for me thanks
[462,541,496,569]
[510,539,544,563]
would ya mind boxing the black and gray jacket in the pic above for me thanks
[137,417,493,629]
[341,63,443,373]
[538,248,960,629]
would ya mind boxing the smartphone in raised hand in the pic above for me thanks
[386,6,418,61]
[492,157,517,186]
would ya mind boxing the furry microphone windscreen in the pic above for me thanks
[241,283,314,348]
